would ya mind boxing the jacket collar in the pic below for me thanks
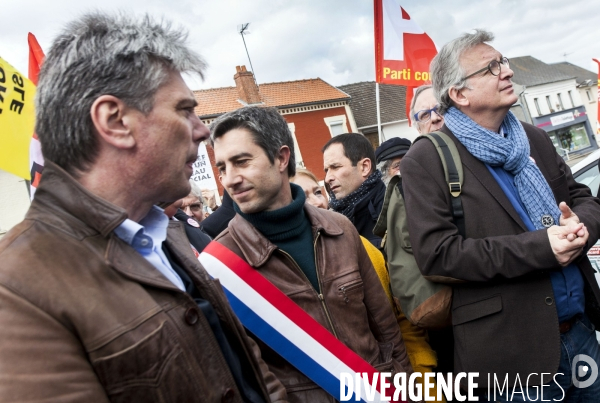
[227,202,344,267]
[441,125,529,232]
[28,160,128,238]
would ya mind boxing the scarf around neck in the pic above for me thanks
[329,170,383,218]
[444,107,560,230]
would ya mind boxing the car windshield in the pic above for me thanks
[574,162,600,197]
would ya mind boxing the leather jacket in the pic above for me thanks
[0,161,287,403]
[216,203,413,403]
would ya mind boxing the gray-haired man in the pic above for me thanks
[401,30,600,401]
[0,12,286,402]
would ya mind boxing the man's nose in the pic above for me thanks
[193,117,210,143]
[500,64,514,80]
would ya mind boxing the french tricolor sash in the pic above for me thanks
[199,241,405,402]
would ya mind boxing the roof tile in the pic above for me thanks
[194,78,349,118]
[338,81,406,128]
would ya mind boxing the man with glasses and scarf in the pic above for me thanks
[322,133,387,249]
[401,29,600,401]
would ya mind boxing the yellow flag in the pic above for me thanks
[0,57,36,179]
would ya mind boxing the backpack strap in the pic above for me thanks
[414,131,465,237]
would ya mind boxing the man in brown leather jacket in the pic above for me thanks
[210,106,413,403]
[0,12,286,403]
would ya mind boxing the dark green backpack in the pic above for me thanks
[373,131,465,329]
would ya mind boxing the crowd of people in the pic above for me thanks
[1,11,599,403]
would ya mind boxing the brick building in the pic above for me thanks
[194,66,356,190]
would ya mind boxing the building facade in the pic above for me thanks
[338,81,419,147]
[194,66,355,184]
[511,56,598,158]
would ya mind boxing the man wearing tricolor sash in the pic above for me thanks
[210,106,414,402]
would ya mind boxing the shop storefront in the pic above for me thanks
[532,106,597,157]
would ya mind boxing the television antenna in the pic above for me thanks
[237,23,259,87]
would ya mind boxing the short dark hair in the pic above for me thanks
[321,133,375,174]
[209,106,296,176]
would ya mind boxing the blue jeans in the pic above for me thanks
[486,314,600,402]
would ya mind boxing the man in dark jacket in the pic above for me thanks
[402,29,600,401]
[210,106,413,402]
[322,133,386,248]
[0,12,286,403]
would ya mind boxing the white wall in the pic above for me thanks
[0,169,30,239]
[578,85,598,133]
[369,119,421,143]
[523,79,581,118]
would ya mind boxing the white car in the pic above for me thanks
[571,149,600,198]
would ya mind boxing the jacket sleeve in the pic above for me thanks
[0,284,110,403]
[355,230,413,375]
[542,132,600,251]
[401,139,561,283]
[245,333,289,403]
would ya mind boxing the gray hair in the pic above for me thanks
[189,179,203,198]
[35,12,206,174]
[209,106,296,177]
[409,85,433,121]
[376,160,393,185]
[431,29,494,114]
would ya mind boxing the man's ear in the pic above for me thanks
[277,145,291,173]
[358,157,372,179]
[448,86,469,109]
[90,95,136,149]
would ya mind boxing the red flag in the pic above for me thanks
[593,59,599,135]
[28,33,45,199]
[374,0,437,124]
[28,33,44,85]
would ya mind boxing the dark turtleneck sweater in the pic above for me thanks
[234,184,319,290]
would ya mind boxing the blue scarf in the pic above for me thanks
[444,107,560,230]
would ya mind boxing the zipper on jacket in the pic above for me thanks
[313,231,339,339]
[339,281,363,303]
[278,235,339,338]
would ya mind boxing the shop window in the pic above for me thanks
[548,123,591,155]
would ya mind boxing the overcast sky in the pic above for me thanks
[1,0,598,92]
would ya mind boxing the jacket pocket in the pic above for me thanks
[548,169,570,205]
[373,341,395,374]
[338,278,364,304]
[452,294,502,325]
[91,320,181,399]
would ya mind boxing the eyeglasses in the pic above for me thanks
[414,105,440,123]
[390,161,402,171]
[182,203,202,212]
[463,57,510,80]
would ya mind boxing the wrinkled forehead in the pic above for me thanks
[413,88,437,111]
[460,43,502,71]
[324,143,351,163]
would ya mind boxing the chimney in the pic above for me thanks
[234,65,261,104]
